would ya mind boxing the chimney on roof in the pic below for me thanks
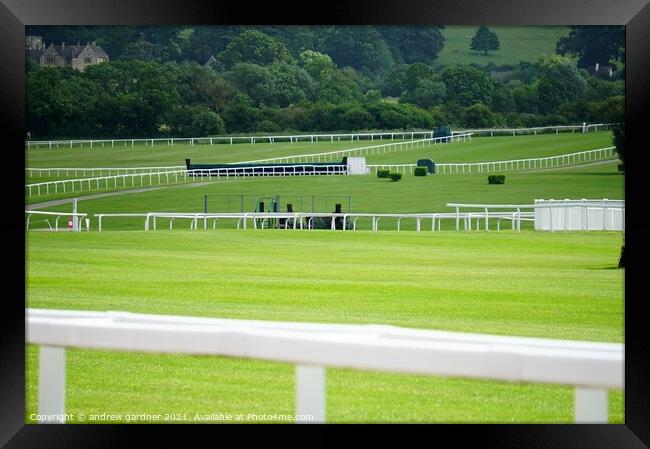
[91,41,96,47]
[595,62,599,72]
[62,42,65,50]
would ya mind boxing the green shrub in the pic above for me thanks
[414,167,427,176]
[617,163,624,172]
[488,174,506,184]
[389,172,402,182]
[377,169,390,178]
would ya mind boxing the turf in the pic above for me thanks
[25,230,624,423]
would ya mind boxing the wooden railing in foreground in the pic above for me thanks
[27,309,623,424]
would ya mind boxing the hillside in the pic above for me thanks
[436,26,571,66]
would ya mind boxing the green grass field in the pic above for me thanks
[25,138,412,170]
[367,132,612,164]
[28,159,623,231]
[24,130,625,423]
[26,230,623,423]
[25,132,617,209]
[436,26,571,67]
[26,133,611,174]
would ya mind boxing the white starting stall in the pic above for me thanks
[534,199,624,231]
[346,157,368,175]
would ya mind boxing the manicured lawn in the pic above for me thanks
[26,230,624,423]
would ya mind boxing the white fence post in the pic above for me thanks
[296,365,326,423]
[38,346,66,423]
[574,387,608,423]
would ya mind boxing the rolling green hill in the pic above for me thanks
[436,26,571,66]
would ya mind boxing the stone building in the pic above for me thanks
[26,36,109,71]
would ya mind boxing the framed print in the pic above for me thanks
[2,0,649,446]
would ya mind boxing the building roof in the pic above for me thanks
[26,40,109,63]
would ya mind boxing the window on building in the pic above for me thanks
[46,56,55,64]
[84,57,92,64]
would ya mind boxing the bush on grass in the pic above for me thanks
[488,174,506,184]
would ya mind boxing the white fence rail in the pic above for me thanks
[25,124,614,150]
[534,199,625,231]
[452,123,614,137]
[87,211,527,232]
[25,170,192,197]
[367,147,616,175]
[26,166,185,179]
[25,164,349,198]
[25,130,459,150]
[26,308,623,424]
[25,211,89,232]
[27,201,624,233]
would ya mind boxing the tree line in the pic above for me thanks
[26,26,624,139]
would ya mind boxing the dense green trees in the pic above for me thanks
[535,55,587,114]
[440,65,495,106]
[25,26,625,139]
[556,26,624,69]
[216,30,293,69]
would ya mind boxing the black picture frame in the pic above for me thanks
[2,0,649,446]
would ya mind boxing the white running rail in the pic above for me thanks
[25,211,89,232]
[25,130,458,150]
[24,123,613,149]
[26,166,185,179]
[368,147,616,175]
[24,164,348,197]
[26,308,623,424]
[452,123,614,136]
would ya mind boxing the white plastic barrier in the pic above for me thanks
[25,211,89,232]
[26,309,623,424]
[534,199,625,231]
